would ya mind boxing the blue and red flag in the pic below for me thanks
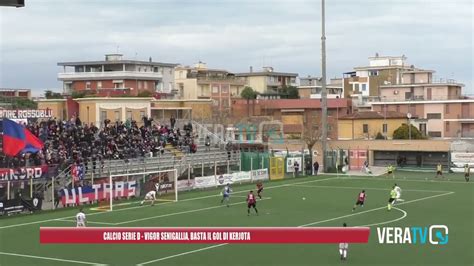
[72,164,85,182]
[2,118,44,156]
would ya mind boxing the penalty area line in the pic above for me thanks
[53,219,117,225]
[354,207,407,227]
[134,190,453,265]
[136,244,228,266]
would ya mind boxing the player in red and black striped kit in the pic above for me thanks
[352,190,366,212]
[247,190,259,216]
[256,182,263,199]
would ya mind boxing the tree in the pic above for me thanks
[11,98,37,109]
[44,90,63,99]
[282,86,299,99]
[393,124,424,139]
[71,91,87,99]
[240,86,257,117]
[302,117,321,172]
[375,132,385,139]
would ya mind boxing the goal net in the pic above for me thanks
[95,169,178,212]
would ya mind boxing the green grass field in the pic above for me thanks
[0,171,473,266]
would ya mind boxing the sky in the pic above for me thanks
[0,0,472,96]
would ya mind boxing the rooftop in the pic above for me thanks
[257,98,350,109]
[339,111,412,120]
[380,82,464,88]
[353,65,413,71]
[235,71,298,77]
[58,60,178,68]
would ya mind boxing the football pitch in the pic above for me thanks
[0,171,472,266]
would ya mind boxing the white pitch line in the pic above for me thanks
[54,219,117,225]
[355,207,407,227]
[0,177,335,230]
[0,251,107,265]
[343,176,473,184]
[290,184,452,193]
[115,198,272,225]
[299,191,454,227]
[134,190,454,265]
[136,244,228,266]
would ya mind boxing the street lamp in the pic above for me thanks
[407,112,412,140]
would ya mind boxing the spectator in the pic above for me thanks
[294,161,300,177]
[0,117,196,169]
[313,161,319,176]
[170,116,176,129]
[205,135,211,152]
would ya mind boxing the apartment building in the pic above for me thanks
[58,54,177,96]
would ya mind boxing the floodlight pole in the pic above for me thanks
[320,0,328,172]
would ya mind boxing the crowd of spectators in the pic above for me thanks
[0,116,197,170]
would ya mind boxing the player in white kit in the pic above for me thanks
[339,223,348,261]
[393,183,404,204]
[140,184,158,206]
[76,208,87,227]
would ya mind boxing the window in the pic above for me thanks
[419,124,426,136]
[97,81,102,90]
[445,104,450,114]
[144,81,148,90]
[445,121,450,132]
[383,124,388,133]
[427,113,442,119]
[114,82,123,89]
[361,84,367,91]
[353,83,359,91]
[212,86,219,94]
[369,70,379,76]
[100,111,107,123]
[86,82,91,90]
[363,124,369,134]
[114,111,120,121]
[428,131,442,137]
[126,111,132,120]
[328,125,332,132]
[140,111,145,118]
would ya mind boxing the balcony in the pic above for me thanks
[58,71,163,81]
[196,77,246,85]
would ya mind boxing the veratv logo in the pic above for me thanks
[377,225,448,245]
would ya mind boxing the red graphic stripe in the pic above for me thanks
[40,227,370,244]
